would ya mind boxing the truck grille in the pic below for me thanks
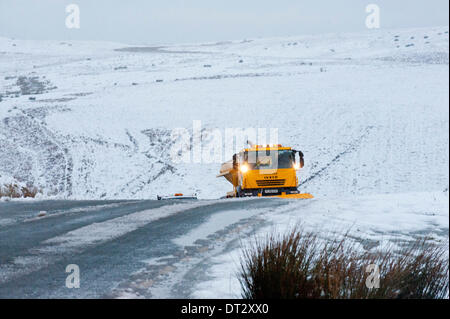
[256,179,286,187]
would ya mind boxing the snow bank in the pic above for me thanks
[191,191,449,298]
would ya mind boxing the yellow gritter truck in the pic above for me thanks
[217,144,313,199]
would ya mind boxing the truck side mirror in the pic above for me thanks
[298,151,304,168]
[233,154,237,169]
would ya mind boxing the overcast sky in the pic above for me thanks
[0,0,448,44]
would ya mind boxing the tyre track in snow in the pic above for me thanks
[299,126,374,187]
[0,110,73,196]
[19,106,74,196]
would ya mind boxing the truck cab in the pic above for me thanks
[219,144,305,197]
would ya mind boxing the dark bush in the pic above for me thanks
[239,228,448,299]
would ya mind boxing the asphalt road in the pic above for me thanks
[0,198,286,298]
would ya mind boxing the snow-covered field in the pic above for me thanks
[0,26,448,298]
[1,26,448,199]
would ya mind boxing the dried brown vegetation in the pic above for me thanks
[239,228,449,299]
[0,183,40,198]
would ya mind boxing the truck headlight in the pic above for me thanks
[240,164,249,173]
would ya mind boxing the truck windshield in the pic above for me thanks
[245,150,294,170]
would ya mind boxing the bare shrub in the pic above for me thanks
[21,185,39,198]
[0,184,22,198]
[0,183,40,198]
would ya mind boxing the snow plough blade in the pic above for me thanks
[157,193,198,200]
[272,193,314,199]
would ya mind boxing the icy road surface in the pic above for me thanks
[0,192,448,299]
[0,198,287,298]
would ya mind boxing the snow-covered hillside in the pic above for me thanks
[0,26,448,199]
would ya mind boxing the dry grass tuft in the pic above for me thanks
[0,183,40,198]
[239,228,449,299]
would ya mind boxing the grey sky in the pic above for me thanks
[0,0,448,44]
